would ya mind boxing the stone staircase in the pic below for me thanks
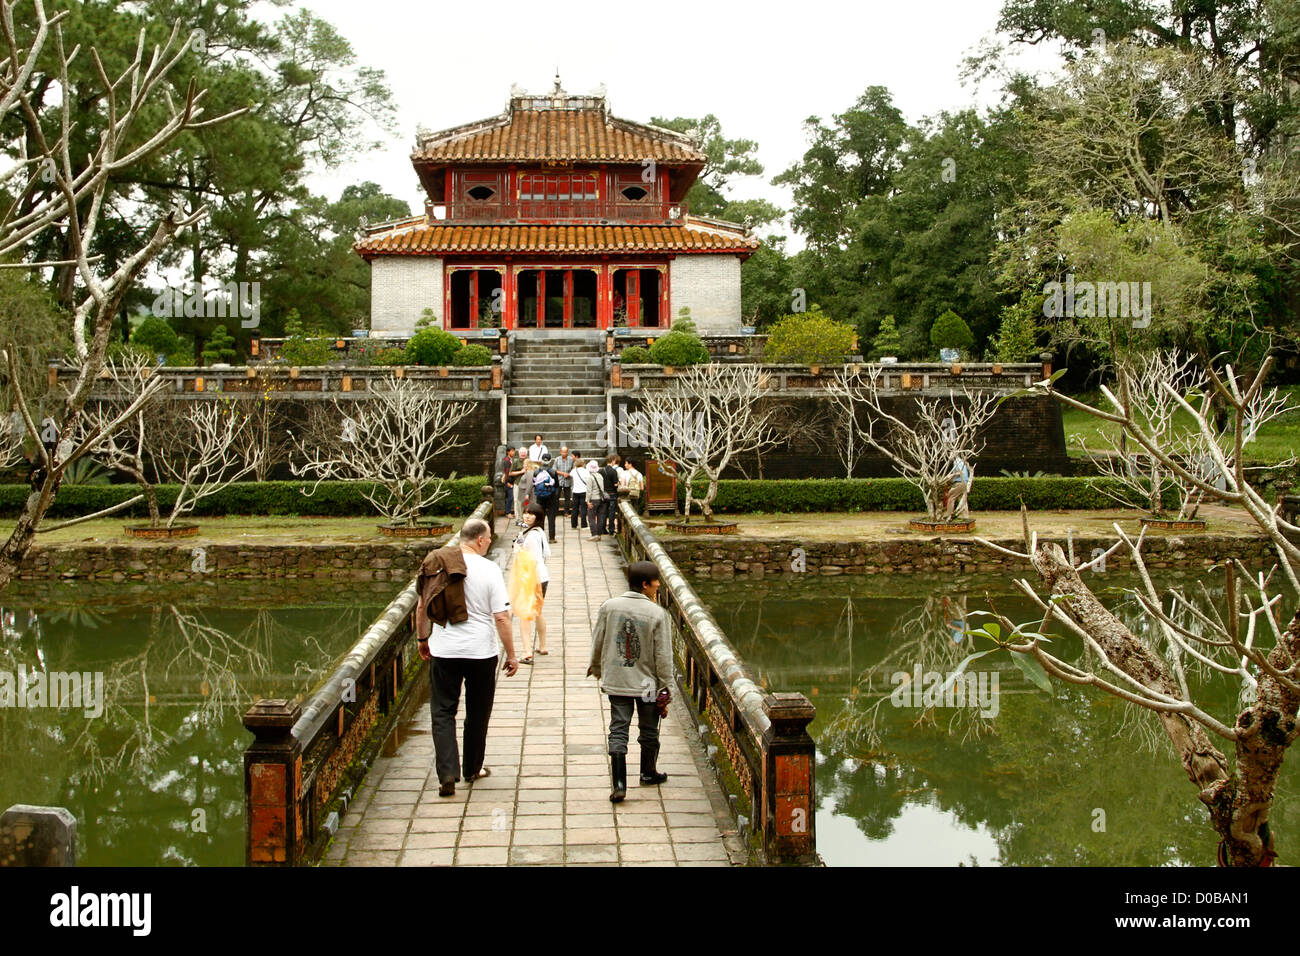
[507,332,608,457]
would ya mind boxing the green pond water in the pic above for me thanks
[0,579,399,866]
[691,571,1300,867]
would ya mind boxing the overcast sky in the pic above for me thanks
[297,0,1063,246]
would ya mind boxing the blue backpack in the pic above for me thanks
[534,468,556,500]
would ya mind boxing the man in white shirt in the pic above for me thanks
[417,518,519,797]
[527,433,550,463]
[570,452,589,530]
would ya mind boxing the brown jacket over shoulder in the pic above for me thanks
[413,545,469,640]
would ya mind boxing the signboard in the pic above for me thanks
[645,459,677,514]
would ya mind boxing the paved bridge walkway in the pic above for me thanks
[328,511,741,866]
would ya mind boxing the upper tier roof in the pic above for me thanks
[412,84,706,165]
[355,216,759,259]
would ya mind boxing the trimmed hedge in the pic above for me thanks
[0,477,490,520]
[670,477,1179,513]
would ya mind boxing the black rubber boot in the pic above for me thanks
[639,744,668,786]
[609,754,627,803]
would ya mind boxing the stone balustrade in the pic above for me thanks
[617,500,818,865]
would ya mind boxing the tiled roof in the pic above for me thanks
[356,218,759,258]
[413,108,706,164]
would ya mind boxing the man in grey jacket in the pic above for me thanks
[587,560,674,802]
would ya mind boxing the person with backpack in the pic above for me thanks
[599,454,622,536]
[585,458,607,539]
[511,502,550,664]
[533,452,560,542]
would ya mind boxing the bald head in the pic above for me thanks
[459,518,492,552]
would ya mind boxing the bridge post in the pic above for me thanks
[0,804,77,866]
[761,693,817,865]
[243,699,303,866]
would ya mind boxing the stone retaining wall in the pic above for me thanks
[656,532,1275,578]
[14,539,446,582]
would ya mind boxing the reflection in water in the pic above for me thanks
[694,574,1300,867]
[0,580,397,866]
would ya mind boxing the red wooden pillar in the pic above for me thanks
[541,268,551,328]
[597,264,610,330]
[660,265,670,326]
[468,269,479,329]
[503,265,514,330]
[563,269,573,328]
[627,269,641,326]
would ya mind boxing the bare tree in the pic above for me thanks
[975,353,1300,865]
[235,393,293,481]
[288,376,473,527]
[150,400,263,529]
[637,364,782,522]
[64,351,166,526]
[0,8,242,588]
[1078,351,1293,520]
[827,366,1000,521]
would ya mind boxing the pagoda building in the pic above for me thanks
[355,80,760,336]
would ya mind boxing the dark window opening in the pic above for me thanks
[620,185,648,201]
[467,185,495,201]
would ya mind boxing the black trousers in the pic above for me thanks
[430,655,498,784]
[558,483,572,516]
[543,489,559,538]
[571,492,587,528]
[589,498,607,536]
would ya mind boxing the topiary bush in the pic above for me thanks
[130,316,180,361]
[929,309,974,355]
[620,345,653,364]
[201,323,238,365]
[649,330,709,367]
[762,305,857,365]
[405,328,462,366]
[451,344,493,366]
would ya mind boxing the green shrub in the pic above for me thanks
[762,305,856,364]
[929,309,974,353]
[672,307,698,336]
[352,342,406,366]
[650,330,709,367]
[665,476,1179,514]
[130,316,180,359]
[872,315,902,358]
[0,477,490,520]
[620,345,653,364]
[280,317,334,366]
[451,344,493,366]
[201,324,238,365]
[993,296,1042,362]
[405,328,462,366]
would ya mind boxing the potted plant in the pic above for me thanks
[930,309,973,364]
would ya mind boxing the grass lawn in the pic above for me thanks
[646,504,1260,542]
[1060,385,1300,465]
[6,514,464,547]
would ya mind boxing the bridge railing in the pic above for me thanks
[617,500,819,865]
[611,361,1047,394]
[242,492,494,866]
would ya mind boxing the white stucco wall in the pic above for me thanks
[369,257,443,337]
[669,255,743,333]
